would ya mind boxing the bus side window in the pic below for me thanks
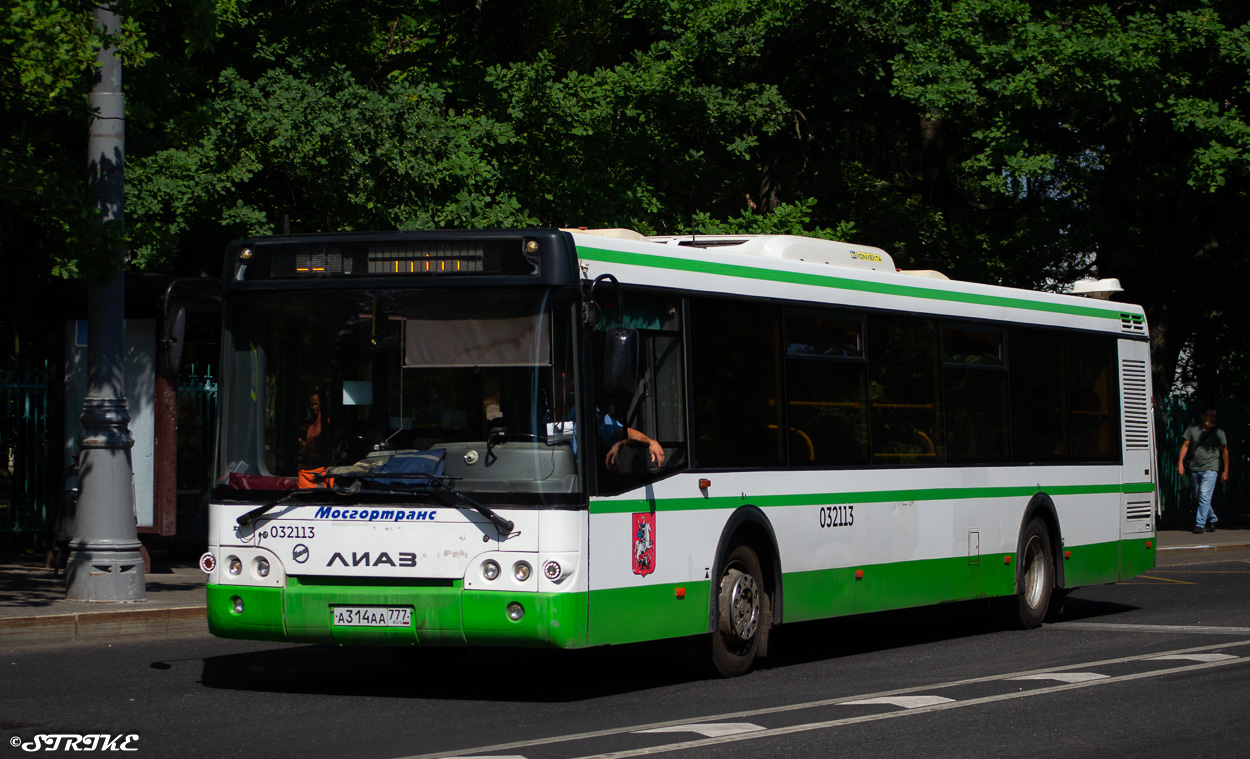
[1010,328,1070,462]
[869,315,944,465]
[689,298,784,468]
[1068,334,1120,462]
[942,326,1009,464]
[591,294,687,494]
[784,310,869,466]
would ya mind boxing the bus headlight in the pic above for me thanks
[481,560,500,581]
[507,602,525,621]
[227,556,242,576]
[255,558,270,578]
[513,561,532,582]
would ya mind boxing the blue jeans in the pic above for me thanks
[1191,469,1219,528]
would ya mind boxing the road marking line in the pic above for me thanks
[1146,570,1250,574]
[1056,622,1250,635]
[1148,653,1237,662]
[394,639,1250,759]
[562,658,1250,759]
[841,696,954,708]
[1010,672,1107,683]
[636,723,764,738]
[1132,574,1195,585]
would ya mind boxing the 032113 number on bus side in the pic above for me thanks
[263,524,316,540]
[818,505,854,528]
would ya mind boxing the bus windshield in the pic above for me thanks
[215,287,581,498]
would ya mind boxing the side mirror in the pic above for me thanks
[159,304,186,379]
[604,327,639,396]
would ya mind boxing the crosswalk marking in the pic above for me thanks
[636,723,765,738]
[1057,622,1250,635]
[1148,653,1237,662]
[840,696,955,709]
[1010,672,1108,683]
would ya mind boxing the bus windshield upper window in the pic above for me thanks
[215,289,581,497]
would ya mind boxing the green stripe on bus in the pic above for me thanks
[591,481,1155,514]
[585,537,1150,644]
[577,245,1123,321]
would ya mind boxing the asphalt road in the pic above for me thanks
[3,547,1248,759]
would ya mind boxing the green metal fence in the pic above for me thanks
[1155,398,1247,530]
[177,364,217,486]
[175,365,217,545]
[0,362,50,555]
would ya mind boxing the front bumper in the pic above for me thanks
[206,579,588,648]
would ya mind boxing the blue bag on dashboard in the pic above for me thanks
[368,449,446,485]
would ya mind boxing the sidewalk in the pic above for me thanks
[1151,525,1250,556]
[2,528,1248,649]
[0,554,206,649]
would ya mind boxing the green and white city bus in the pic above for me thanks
[202,228,1157,675]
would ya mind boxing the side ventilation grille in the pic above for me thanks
[1120,313,1146,335]
[1122,359,1150,451]
[1125,500,1152,521]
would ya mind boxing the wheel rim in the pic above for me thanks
[1021,535,1046,610]
[724,568,760,641]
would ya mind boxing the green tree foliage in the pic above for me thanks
[127,66,534,270]
[3,0,97,282]
[890,0,1250,394]
[5,1,1250,399]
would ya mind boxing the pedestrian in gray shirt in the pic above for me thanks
[1176,406,1229,534]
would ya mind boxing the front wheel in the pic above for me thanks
[1012,518,1054,629]
[709,545,765,677]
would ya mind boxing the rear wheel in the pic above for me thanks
[1013,518,1054,629]
[709,545,765,677]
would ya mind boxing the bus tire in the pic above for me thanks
[1013,518,1054,629]
[709,544,764,677]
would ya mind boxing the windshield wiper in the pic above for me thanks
[236,471,516,536]
[236,488,324,528]
[336,473,515,536]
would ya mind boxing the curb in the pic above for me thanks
[1157,541,1250,553]
[0,606,205,649]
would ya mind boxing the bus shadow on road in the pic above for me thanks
[762,600,1005,668]
[1053,593,1140,623]
[759,594,1141,669]
[198,637,714,700]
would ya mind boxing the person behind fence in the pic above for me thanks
[1176,406,1229,534]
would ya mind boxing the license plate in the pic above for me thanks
[332,606,412,627]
